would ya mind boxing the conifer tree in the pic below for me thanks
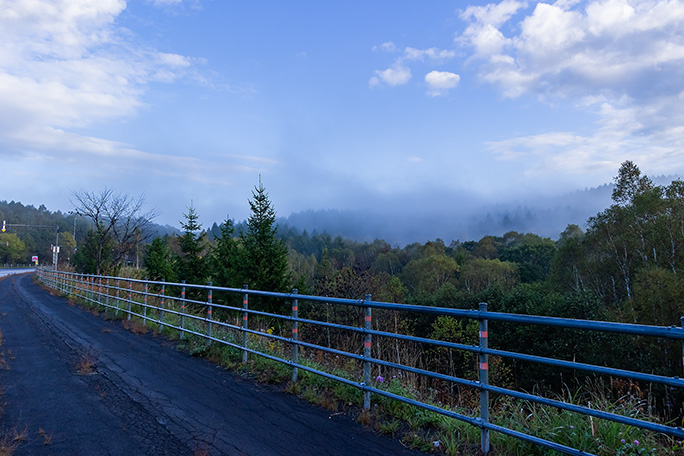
[240,178,289,311]
[144,236,176,282]
[176,203,208,288]
[211,216,239,288]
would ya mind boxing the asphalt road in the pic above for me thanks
[0,273,424,456]
[0,268,35,278]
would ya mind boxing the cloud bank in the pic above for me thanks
[458,0,684,176]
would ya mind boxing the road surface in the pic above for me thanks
[0,268,35,278]
[0,273,424,455]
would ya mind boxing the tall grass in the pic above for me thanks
[51,275,683,455]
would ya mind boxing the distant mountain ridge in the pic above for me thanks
[280,176,680,245]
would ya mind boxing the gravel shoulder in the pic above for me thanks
[0,273,423,456]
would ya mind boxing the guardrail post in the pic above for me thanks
[127,277,132,320]
[207,282,213,344]
[143,280,148,324]
[363,293,372,410]
[97,277,102,309]
[105,278,110,313]
[115,279,120,316]
[479,302,490,455]
[159,280,165,333]
[291,288,299,383]
[242,285,249,364]
[127,278,133,320]
[180,281,186,339]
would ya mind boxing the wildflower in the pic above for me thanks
[375,375,384,383]
[634,440,639,446]
[570,426,574,429]
[621,439,625,444]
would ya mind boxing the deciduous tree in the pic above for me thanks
[71,188,158,275]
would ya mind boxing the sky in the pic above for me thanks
[2,0,684,230]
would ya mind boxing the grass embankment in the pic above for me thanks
[51,278,683,456]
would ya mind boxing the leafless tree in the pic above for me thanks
[71,188,160,274]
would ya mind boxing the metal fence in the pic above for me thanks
[37,269,684,455]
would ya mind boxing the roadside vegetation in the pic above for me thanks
[17,162,684,454]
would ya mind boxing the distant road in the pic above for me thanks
[0,268,35,278]
[0,273,424,456]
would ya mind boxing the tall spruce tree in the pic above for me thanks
[176,203,208,288]
[240,178,289,311]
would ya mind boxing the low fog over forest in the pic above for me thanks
[281,184,615,245]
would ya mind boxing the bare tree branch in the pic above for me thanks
[71,188,159,274]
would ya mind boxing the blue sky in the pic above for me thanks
[2,0,684,229]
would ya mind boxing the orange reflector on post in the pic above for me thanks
[480,362,489,370]
[480,331,488,338]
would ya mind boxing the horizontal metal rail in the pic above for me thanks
[37,269,684,456]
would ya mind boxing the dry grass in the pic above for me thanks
[193,446,210,456]
[0,436,18,456]
[75,352,96,375]
[38,428,52,446]
[76,358,94,375]
[356,409,372,426]
[122,319,148,335]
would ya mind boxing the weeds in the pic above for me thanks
[52,277,684,456]
[38,428,52,446]
[0,434,19,456]
[75,351,96,375]
[122,319,148,335]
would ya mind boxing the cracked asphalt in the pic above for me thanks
[0,273,425,456]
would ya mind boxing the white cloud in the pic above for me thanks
[404,47,456,62]
[459,0,684,100]
[372,41,397,53]
[369,65,412,87]
[0,0,203,160]
[370,45,455,90]
[425,71,460,96]
[458,0,684,176]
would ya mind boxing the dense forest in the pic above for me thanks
[3,162,684,419]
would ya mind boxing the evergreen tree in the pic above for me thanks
[210,216,239,288]
[144,236,176,282]
[240,178,289,312]
[73,230,115,274]
[175,203,208,288]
